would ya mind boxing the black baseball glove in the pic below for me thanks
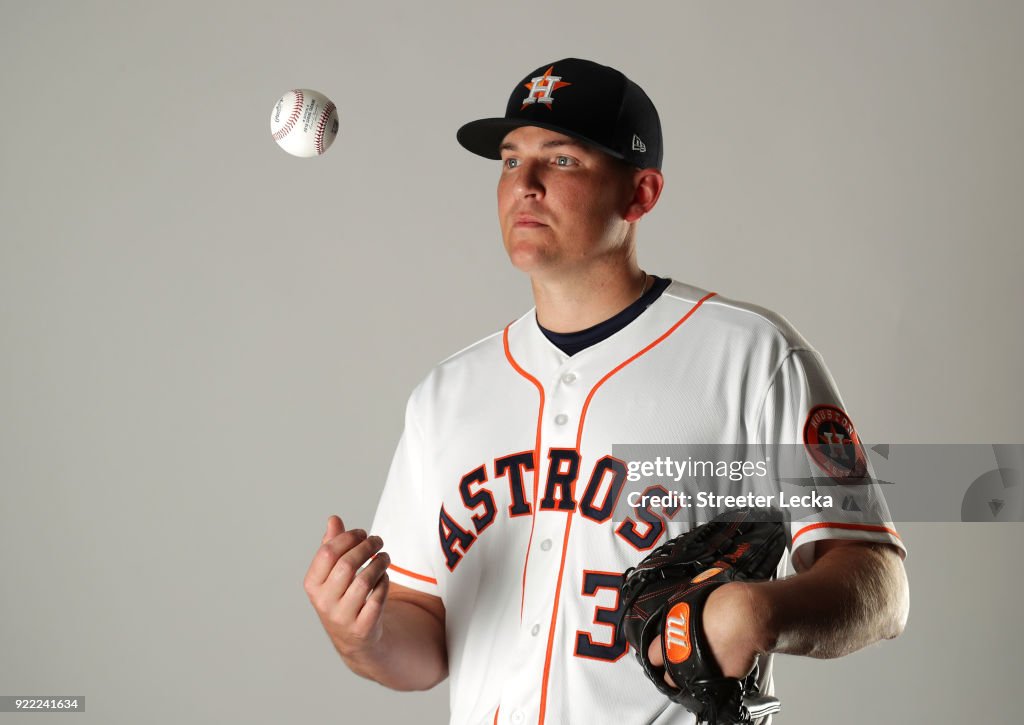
[617,508,788,724]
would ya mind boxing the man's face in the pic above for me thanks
[496,125,635,275]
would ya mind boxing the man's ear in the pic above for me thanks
[624,169,664,223]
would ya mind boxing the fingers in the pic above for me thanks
[304,516,393,657]
[304,523,366,590]
[322,534,386,601]
[322,515,345,545]
[329,536,390,631]
[647,637,678,688]
[358,570,389,628]
[648,637,663,667]
[339,549,390,627]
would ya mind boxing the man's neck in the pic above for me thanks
[532,265,648,334]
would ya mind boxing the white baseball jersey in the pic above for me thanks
[371,279,905,725]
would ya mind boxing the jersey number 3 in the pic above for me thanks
[574,571,628,662]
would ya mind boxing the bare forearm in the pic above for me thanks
[752,543,909,659]
[338,599,448,691]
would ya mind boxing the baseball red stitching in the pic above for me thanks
[315,101,336,156]
[272,89,304,142]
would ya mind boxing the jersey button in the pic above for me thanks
[531,623,541,636]
[561,372,577,384]
[554,413,569,425]
[511,711,525,724]
[540,538,552,551]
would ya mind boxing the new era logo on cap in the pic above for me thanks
[456,58,664,169]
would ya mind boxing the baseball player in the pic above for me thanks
[304,58,909,724]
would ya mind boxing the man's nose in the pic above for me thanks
[515,160,545,198]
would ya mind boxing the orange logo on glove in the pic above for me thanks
[664,602,692,664]
[691,567,723,584]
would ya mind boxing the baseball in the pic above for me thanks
[270,88,339,158]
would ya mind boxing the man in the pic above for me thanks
[304,58,909,724]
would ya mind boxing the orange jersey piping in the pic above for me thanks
[792,521,903,545]
[388,563,437,585]
[536,291,717,724]
[502,322,547,619]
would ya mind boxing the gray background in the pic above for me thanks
[1,1,1021,723]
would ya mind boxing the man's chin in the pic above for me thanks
[504,241,551,274]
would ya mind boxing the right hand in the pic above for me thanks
[303,515,391,658]
[646,582,761,687]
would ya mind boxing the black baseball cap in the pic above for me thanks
[457,58,663,170]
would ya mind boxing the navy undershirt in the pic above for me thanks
[538,275,671,356]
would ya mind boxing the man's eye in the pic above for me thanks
[555,156,575,166]
[504,158,519,169]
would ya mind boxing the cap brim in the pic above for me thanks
[456,118,627,163]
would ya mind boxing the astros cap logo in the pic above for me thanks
[521,66,572,109]
[457,58,664,168]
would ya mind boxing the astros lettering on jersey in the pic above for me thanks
[371,281,905,725]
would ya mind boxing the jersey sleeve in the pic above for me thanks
[370,391,441,596]
[756,347,906,571]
